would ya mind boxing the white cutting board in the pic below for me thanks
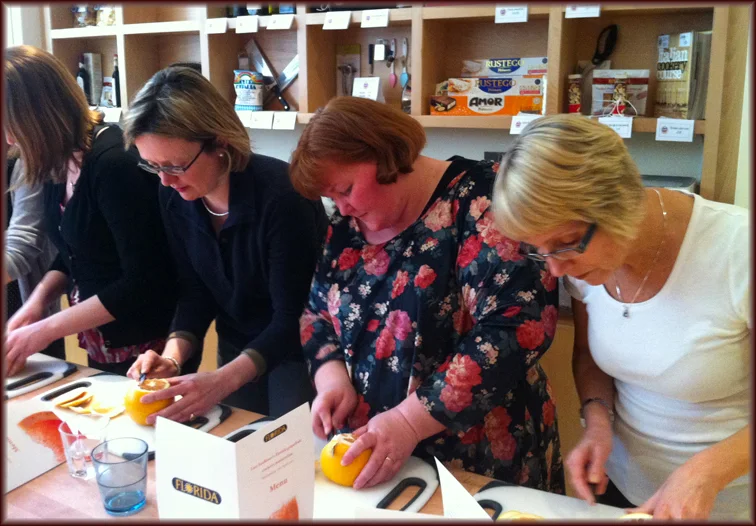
[224,420,439,519]
[475,481,626,520]
[36,373,231,458]
[4,354,77,399]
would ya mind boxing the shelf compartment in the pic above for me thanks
[122,21,201,35]
[121,6,204,25]
[422,5,550,21]
[50,36,118,95]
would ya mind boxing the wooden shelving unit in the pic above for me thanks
[43,3,748,204]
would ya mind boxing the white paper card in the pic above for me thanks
[272,111,298,130]
[495,5,528,23]
[598,116,633,138]
[434,458,491,520]
[679,32,693,47]
[656,118,695,142]
[565,5,601,18]
[267,14,294,30]
[235,15,259,33]
[323,11,351,30]
[510,114,542,135]
[373,43,386,61]
[352,77,381,100]
[235,110,254,128]
[102,107,122,123]
[205,18,228,34]
[156,404,314,520]
[248,111,275,129]
[361,8,390,28]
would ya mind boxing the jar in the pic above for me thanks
[71,5,96,27]
[567,74,582,114]
[95,5,116,26]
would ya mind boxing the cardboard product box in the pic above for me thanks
[430,76,545,116]
[461,57,548,77]
[591,69,649,116]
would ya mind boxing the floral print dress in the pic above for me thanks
[301,157,564,493]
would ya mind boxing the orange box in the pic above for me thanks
[430,76,545,116]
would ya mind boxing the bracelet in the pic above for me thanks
[164,356,181,376]
[579,397,615,428]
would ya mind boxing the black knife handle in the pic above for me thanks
[273,85,290,111]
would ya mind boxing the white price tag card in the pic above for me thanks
[598,116,633,138]
[655,118,695,142]
[361,8,389,28]
[102,107,122,123]
[205,18,228,34]
[495,5,528,23]
[510,114,542,135]
[352,77,381,101]
[565,5,601,18]
[323,11,351,30]
[267,14,294,30]
[272,112,298,130]
[236,110,253,128]
[248,111,274,129]
[235,15,259,33]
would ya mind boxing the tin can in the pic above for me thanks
[567,74,582,114]
[233,70,265,111]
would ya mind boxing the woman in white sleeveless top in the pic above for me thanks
[490,114,750,520]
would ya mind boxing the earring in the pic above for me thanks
[218,152,225,158]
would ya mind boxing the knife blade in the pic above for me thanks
[276,54,299,96]
[245,39,291,111]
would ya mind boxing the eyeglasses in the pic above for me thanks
[521,223,597,262]
[138,143,205,176]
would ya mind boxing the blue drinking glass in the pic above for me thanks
[91,438,148,516]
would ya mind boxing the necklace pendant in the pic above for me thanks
[623,306,630,318]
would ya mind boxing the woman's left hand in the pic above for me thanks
[627,455,721,519]
[5,322,53,376]
[341,408,421,490]
[141,371,233,425]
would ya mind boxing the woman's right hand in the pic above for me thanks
[6,299,44,333]
[127,350,180,380]
[311,367,358,440]
[565,417,614,505]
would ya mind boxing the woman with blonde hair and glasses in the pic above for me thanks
[291,96,563,492]
[4,45,177,376]
[492,114,750,520]
[122,66,327,420]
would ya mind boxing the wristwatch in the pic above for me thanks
[579,397,615,428]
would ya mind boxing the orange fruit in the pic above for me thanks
[319,433,372,487]
[123,378,174,426]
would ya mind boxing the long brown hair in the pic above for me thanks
[5,45,102,186]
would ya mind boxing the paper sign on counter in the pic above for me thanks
[205,18,228,34]
[598,116,633,138]
[235,15,259,33]
[352,77,381,101]
[267,14,294,30]
[272,112,298,130]
[510,114,542,135]
[248,111,275,129]
[565,5,601,18]
[156,403,314,520]
[324,11,351,30]
[655,118,695,142]
[434,458,491,520]
[361,9,389,28]
[102,107,122,123]
[495,5,528,23]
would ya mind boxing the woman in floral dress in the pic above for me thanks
[291,97,564,493]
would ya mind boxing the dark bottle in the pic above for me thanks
[112,54,121,107]
[76,55,91,103]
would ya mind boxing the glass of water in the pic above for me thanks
[91,438,149,517]
[58,420,106,479]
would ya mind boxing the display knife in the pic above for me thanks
[246,39,291,111]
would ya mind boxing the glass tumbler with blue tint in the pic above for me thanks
[91,438,148,516]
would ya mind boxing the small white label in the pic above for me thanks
[205,18,228,34]
[510,114,542,134]
[373,43,386,61]
[235,110,253,127]
[267,14,294,30]
[678,32,693,47]
[352,77,381,101]
[272,111,298,130]
[658,34,670,49]
[102,107,122,123]
[655,118,695,142]
[248,111,275,129]
[565,5,601,18]
[323,11,351,30]
[599,116,633,138]
[361,8,390,28]
[495,5,528,23]
[235,15,259,33]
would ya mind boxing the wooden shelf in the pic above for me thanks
[122,21,200,35]
[50,26,118,39]
[580,4,714,16]
[224,15,298,31]
[423,5,550,21]
[305,9,412,26]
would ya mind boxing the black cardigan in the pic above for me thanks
[159,153,327,375]
[43,126,177,348]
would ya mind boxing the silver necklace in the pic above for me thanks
[201,198,229,217]
[615,188,667,318]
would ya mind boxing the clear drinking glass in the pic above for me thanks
[91,438,149,517]
[58,419,107,479]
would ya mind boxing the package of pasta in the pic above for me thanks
[233,70,264,111]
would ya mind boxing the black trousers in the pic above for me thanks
[217,339,315,417]
[596,479,637,509]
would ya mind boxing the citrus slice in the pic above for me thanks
[497,510,544,521]
[52,387,89,407]
[319,433,372,487]
[68,399,94,414]
[90,400,125,418]
[60,392,94,408]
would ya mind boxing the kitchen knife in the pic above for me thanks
[275,54,299,97]
[245,39,291,111]
[368,44,375,76]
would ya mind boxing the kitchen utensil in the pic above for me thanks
[400,37,409,88]
[389,38,397,88]
[245,39,291,111]
[138,372,147,385]
[338,63,355,96]
[92,438,149,516]
[368,44,375,75]
[276,54,299,97]
[5,354,77,400]
[475,480,625,520]
[224,420,439,519]
[38,373,232,460]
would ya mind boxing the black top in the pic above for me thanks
[159,153,328,373]
[43,125,177,348]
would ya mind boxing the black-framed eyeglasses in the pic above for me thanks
[138,142,205,176]
[521,223,597,262]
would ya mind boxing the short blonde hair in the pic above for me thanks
[492,114,646,241]
[122,66,250,171]
[289,97,426,199]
